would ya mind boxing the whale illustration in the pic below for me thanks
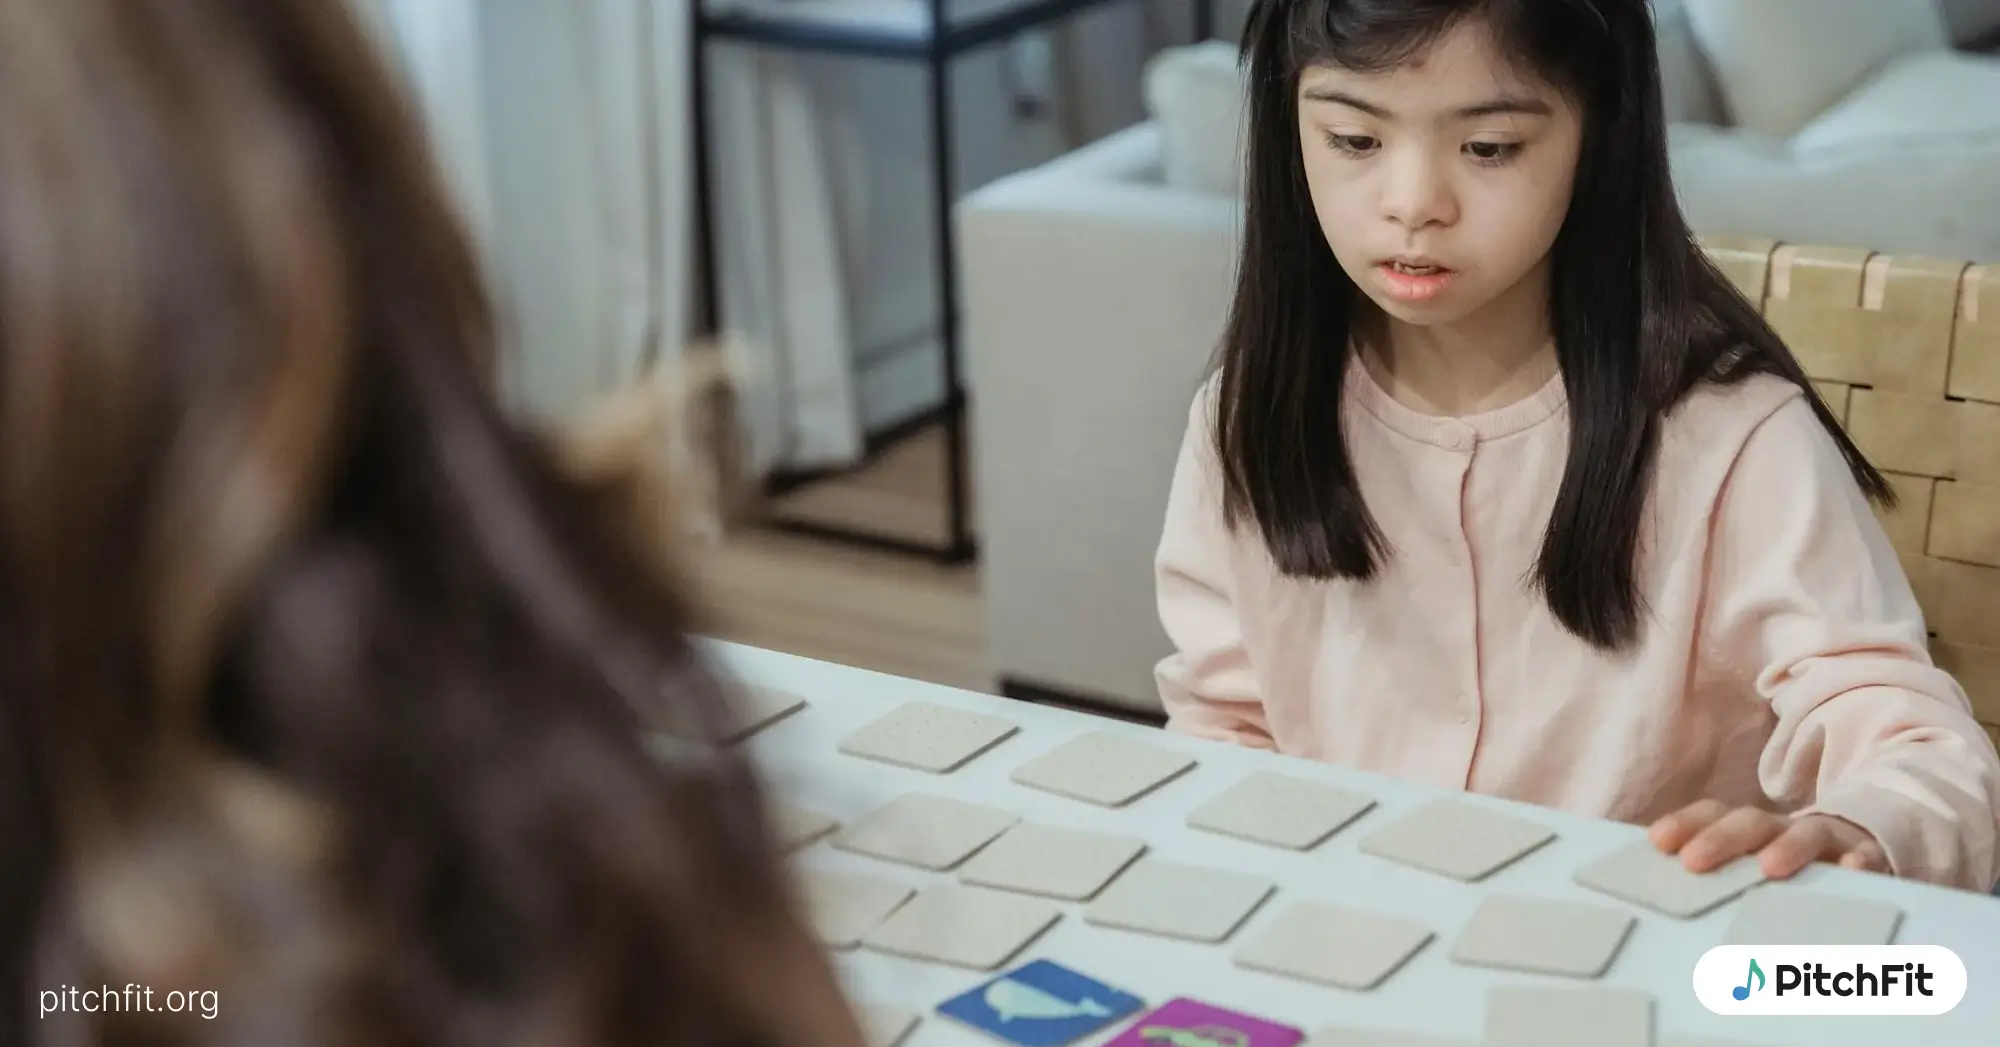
[983,978,1114,1023]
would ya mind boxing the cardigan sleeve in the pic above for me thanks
[1705,394,2000,890]
[1154,384,1275,749]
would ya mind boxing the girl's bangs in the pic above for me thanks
[1274,0,1610,106]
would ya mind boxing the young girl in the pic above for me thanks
[1156,0,2000,892]
[0,1,864,1044]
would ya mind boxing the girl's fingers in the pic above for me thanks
[1652,805,1888,877]
[1680,807,1785,872]
[1839,840,1890,873]
[1649,799,1731,853]
[1755,819,1835,880]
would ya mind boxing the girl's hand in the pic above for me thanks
[1647,800,1889,879]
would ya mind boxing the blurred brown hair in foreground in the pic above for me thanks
[0,1,864,1045]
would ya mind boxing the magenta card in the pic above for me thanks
[1101,997,1303,1047]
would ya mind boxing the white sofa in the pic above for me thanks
[960,0,2000,715]
[962,123,1231,714]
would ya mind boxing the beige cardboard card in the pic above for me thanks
[832,792,1018,871]
[1722,885,1903,946]
[1010,731,1198,807]
[1187,771,1377,851]
[838,701,1018,773]
[1573,839,1767,918]
[1359,800,1556,882]
[1234,901,1435,991]
[1449,894,1636,979]
[957,822,1148,900]
[861,885,1062,971]
[800,870,914,949]
[770,802,840,852]
[725,685,808,742]
[1083,857,1275,943]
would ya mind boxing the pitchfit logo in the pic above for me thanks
[1692,946,1966,1015]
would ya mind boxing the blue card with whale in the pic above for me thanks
[937,959,1146,1046]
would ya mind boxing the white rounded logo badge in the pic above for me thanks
[1693,945,1965,1015]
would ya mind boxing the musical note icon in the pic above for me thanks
[1732,959,1767,1001]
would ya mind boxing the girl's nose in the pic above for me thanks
[1381,148,1457,231]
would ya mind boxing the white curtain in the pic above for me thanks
[357,0,1179,474]
[707,31,867,473]
[702,0,1179,471]
[355,0,494,248]
[359,0,693,426]
[357,0,851,470]
[474,0,694,423]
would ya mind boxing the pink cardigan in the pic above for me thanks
[1154,360,2000,890]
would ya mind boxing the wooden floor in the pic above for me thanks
[683,419,990,692]
[686,524,990,693]
[681,422,1158,725]
[766,417,971,549]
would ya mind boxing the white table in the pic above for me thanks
[711,641,2000,1046]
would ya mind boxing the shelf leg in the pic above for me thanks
[928,0,976,564]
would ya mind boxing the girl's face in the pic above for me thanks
[1297,16,1583,330]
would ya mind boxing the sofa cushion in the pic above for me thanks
[1653,0,1727,125]
[1142,40,1245,198]
[1668,120,2000,262]
[1685,0,1950,140]
[1792,50,2000,154]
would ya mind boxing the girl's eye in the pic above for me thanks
[1324,132,1379,156]
[1465,140,1524,165]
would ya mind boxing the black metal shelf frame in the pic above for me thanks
[688,0,1217,563]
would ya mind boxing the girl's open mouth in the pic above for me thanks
[1377,260,1455,302]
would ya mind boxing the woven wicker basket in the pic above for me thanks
[1702,237,2000,751]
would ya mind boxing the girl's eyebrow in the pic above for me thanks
[1300,87,1553,121]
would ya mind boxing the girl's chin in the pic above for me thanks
[1359,289,1475,326]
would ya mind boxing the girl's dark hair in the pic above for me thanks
[1217,0,1890,648]
[0,2,861,1045]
